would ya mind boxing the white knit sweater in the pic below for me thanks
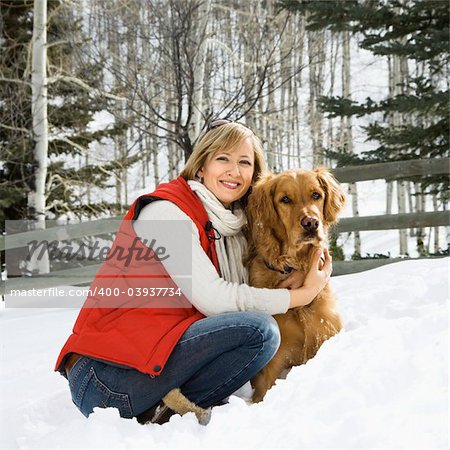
[133,200,290,317]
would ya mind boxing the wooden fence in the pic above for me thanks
[330,157,449,274]
[1,157,449,295]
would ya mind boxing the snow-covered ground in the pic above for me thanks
[0,258,448,449]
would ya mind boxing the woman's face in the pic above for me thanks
[197,137,255,207]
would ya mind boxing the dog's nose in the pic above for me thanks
[301,216,319,231]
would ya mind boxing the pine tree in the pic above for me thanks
[45,3,137,218]
[280,0,449,255]
[0,1,135,229]
[0,0,35,227]
[281,0,449,167]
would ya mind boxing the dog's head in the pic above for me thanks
[247,167,346,249]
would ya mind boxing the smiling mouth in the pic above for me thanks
[220,181,240,190]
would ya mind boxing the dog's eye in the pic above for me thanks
[312,192,322,200]
[280,196,291,204]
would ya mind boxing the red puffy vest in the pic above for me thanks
[54,176,219,377]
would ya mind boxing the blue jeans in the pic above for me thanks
[67,311,281,418]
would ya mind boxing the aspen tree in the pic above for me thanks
[341,30,361,256]
[392,48,409,255]
[294,14,306,168]
[307,27,325,166]
[188,0,211,143]
[30,0,49,274]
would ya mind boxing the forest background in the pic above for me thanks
[1,0,449,265]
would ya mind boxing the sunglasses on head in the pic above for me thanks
[206,118,233,131]
[206,118,255,135]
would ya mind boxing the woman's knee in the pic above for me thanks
[242,311,281,355]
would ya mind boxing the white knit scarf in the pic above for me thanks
[188,180,249,284]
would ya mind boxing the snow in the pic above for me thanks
[0,258,448,449]
[86,111,115,133]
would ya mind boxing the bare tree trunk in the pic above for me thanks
[327,32,338,159]
[114,136,122,208]
[294,14,306,168]
[388,50,408,254]
[105,9,123,208]
[85,153,91,207]
[140,132,146,190]
[188,0,211,142]
[282,16,292,168]
[29,0,49,273]
[307,27,325,165]
[241,1,267,162]
[386,55,394,216]
[413,61,426,254]
[341,31,361,256]
[397,187,408,255]
[168,70,180,180]
[432,193,440,253]
[399,41,411,254]
[152,135,160,187]
[122,132,128,206]
[386,181,393,214]
[406,181,414,237]
[444,189,450,254]
[265,2,277,171]
[397,179,408,254]
[395,50,409,254]
[414,181,426,256]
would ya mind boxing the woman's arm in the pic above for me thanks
[133,201,291,316]
[288,249,332,308]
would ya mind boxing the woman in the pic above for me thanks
[55,119,332,425]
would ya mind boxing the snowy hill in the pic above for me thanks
[0,258,448,449]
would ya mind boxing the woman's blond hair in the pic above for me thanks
[180,122,266,184]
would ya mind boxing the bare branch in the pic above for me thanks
[47,75,128,102]
[0,122,31,135]
[0,77,31,87]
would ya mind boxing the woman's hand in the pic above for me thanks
[278,250,327,290]
[288,248,332,308]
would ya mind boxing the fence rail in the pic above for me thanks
[336,211,449,233]
[0,217,120,252]
[332,157,449,183]
[2,256,445,294]
[333,256,447,276]
[1,158,448,296]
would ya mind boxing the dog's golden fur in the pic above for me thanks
[245,168,346,403]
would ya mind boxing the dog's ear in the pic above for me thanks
[314,167,346,225]
[246,172,278,233]
[246,172,282,255]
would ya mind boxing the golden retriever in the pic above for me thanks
[245,167,346,402]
